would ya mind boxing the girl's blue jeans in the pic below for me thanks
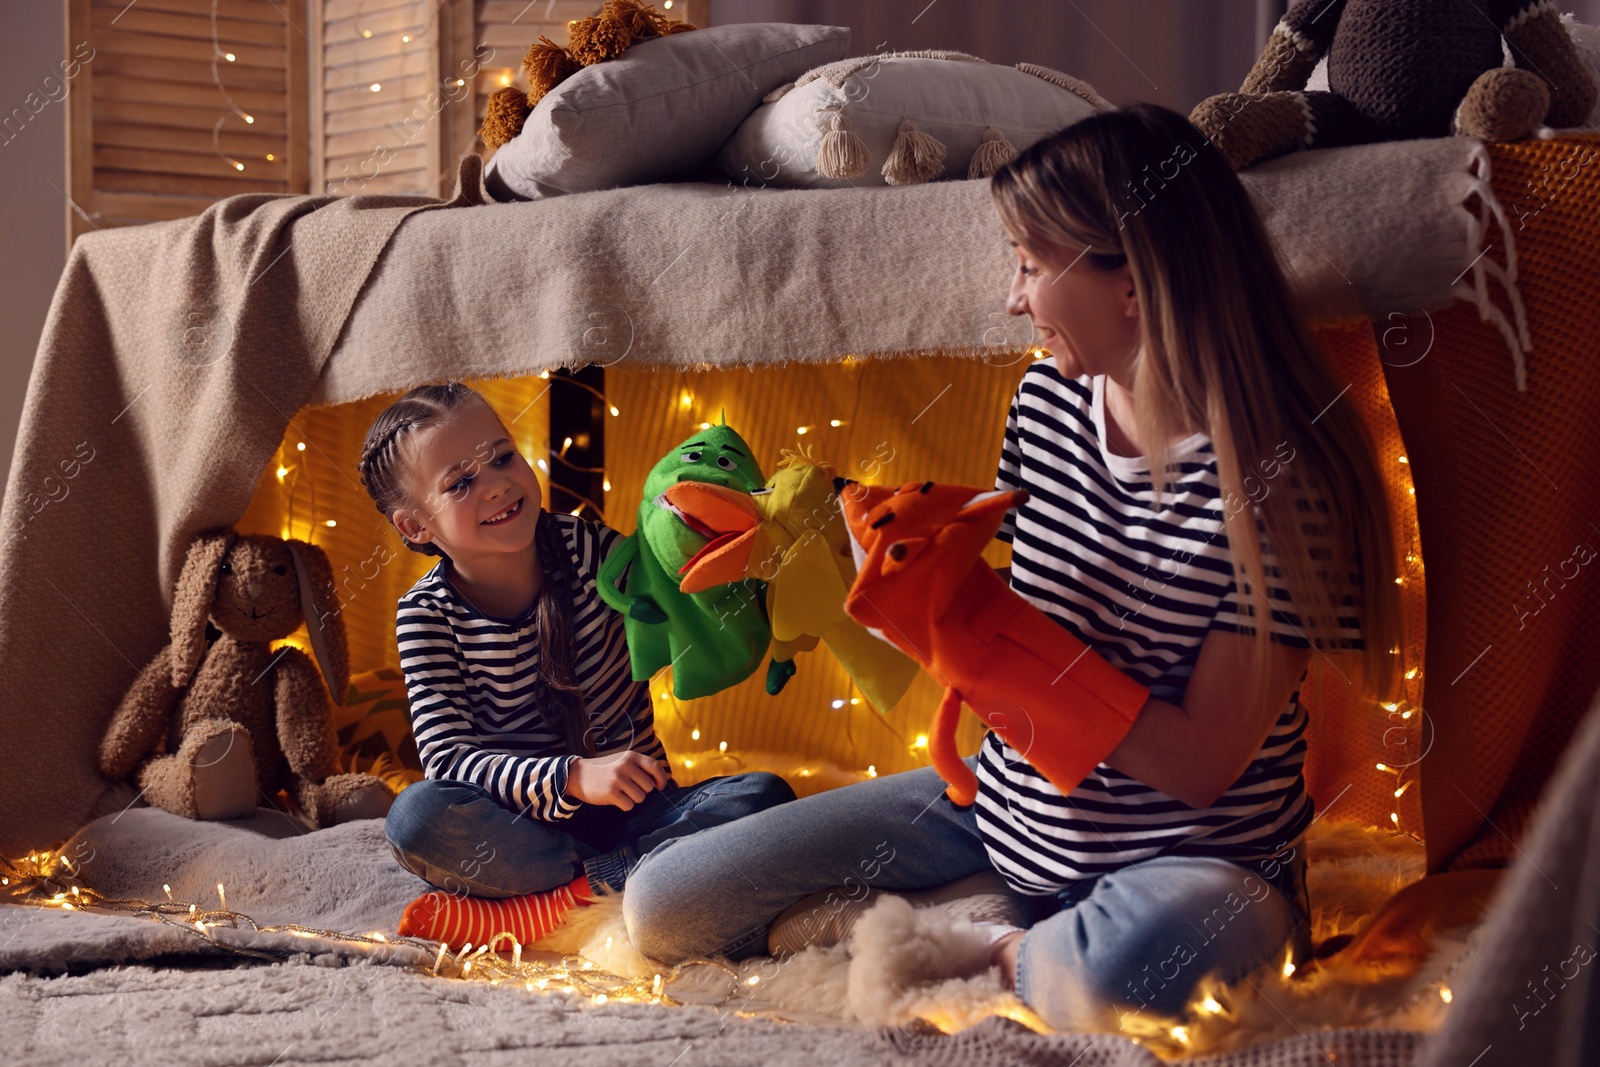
[623,760,1312,1029]
[384,771,795,898]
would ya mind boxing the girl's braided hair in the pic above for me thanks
[357,381,593,756]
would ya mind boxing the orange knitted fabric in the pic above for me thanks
[1377,134,1600,872]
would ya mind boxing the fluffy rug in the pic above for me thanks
[525,819,1473,1057]
[4,796,1474,1060]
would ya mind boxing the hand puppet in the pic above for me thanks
[1190,0,1599,170]
[834,478,1151,806]
[666,446,920,712]
[596,421,771,700]
[97,529,395,826]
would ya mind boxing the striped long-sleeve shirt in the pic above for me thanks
[978,365,1363,895]
[395,511,664,823]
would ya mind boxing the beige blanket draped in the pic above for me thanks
[0,140,1491,856]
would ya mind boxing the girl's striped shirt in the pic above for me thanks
[395,511,663,823]
[979,364,1362,895]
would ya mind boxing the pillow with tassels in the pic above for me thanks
[717,51,1107,189]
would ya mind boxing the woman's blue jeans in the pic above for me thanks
[385,772,795,898]
[623,761,1310,1029]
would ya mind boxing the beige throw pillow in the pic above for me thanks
[717,51,1106,189]
[485,22,852,201]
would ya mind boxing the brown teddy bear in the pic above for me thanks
[1191,0,1599,170]
[97,529,394,827]
[479,0,697,149]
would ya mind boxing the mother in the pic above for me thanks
[622,102,1399,1030]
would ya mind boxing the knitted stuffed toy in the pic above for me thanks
[480,0,698,149]
[595,421,771,700]
[1191,0,1599,170]
[834,478,1151,807]
[97,530,395,826]
[666,447,921,712]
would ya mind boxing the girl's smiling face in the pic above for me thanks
[1005,234,1140,382]
[390,401,539,559]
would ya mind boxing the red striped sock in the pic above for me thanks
[398,874,593,949]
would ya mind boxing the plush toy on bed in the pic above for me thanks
[596,421,772,700]
[1190,0,1599,170]
[834,478,1152,807]
[480,0,697,149]
[97,529,395,827]
[668,446,921,712]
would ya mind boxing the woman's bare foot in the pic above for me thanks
[992,930,1025,990]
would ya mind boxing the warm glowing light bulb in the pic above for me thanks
[362,28,372,37]
[609,405,620,416]
[1406,668,1418,679]
[1398,455,1409,464]
[1391,811,1400,824]
[234,162,245,171]
[402,35,411,43]
[866,765,877,777]
[296,441,306,451]
[243,114,254,123]
[913,734,928,749]
[225,52,236,62]
[830,419,841,427]
[1202,996,1223,1014]
[370,83,382,92]
[796,426,809,435]
[324,520,337,527]
[831,699,845,709]
[603,479,611,492]
[690,728,700,740]
[501,74,511,86]
[276,466,290,479]
[1439,986,1453,1003]
[1376,763,1389,771]
[718,741,728,753]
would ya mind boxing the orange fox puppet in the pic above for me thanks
[835,478,1152,805]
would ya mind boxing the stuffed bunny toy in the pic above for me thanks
[97,529,395,827]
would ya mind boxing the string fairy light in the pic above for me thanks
[0,848,744,1007]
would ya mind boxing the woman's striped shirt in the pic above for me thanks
[977,364,1362,895]
[395,510,663,823]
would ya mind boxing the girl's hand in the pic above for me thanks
[565,751,670,810]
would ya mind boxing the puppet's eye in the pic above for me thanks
[219,561,232,575]
[716,455,736,471]
[274,565,287,576]
[682,451,703,463]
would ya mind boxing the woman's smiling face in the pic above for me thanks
[391,401,539,558]
[1004,234,1140,382]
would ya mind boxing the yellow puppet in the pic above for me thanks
[666,447,919,714]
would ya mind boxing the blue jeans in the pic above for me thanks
[623,761,1310,1028]
[385,772,795,897]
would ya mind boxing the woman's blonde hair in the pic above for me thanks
[991,102,1403,711]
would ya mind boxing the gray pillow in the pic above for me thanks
[485,22,851,201]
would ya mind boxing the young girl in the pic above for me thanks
[620,103,1403,1029]
[357,382,794,949]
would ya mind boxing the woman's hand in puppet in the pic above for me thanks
[565,750,670,810]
